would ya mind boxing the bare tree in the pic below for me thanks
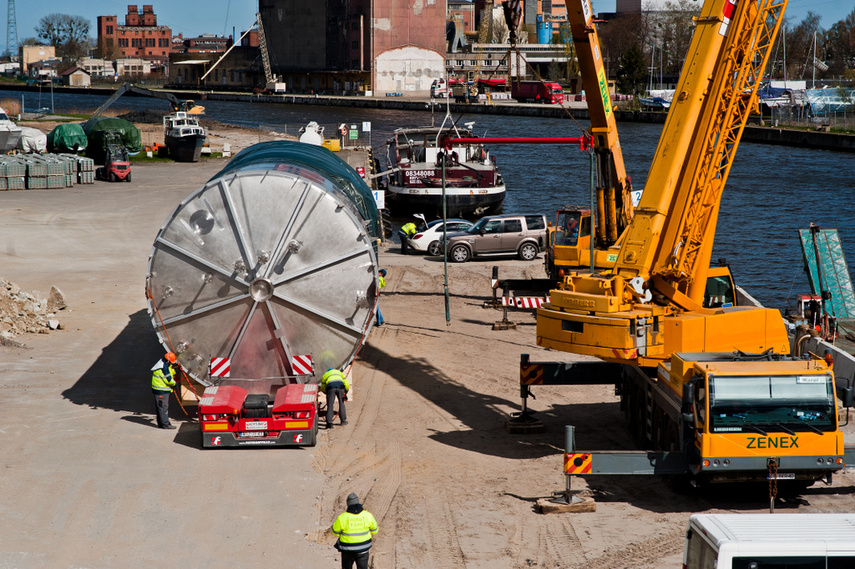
[35,13,90,59]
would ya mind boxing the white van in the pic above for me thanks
[684,514,855,569]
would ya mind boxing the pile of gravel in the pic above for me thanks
[117,109,166,124]
[0,278,66,346]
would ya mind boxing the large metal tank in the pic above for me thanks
[146,141,380,392]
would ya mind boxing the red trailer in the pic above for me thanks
[198,383,319,448]
[511,81,564,104]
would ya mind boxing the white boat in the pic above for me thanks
[163,111,206,162]
[384,122,505,218]
[0,107,23,153]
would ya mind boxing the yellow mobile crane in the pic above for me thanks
[516,0,855,488]
[538,0,790,365]
[544,0,635,279]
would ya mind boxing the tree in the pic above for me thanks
[597,12,647,80]
[35,13,90,59]
[656,0,700,76]
[616,45,647,95]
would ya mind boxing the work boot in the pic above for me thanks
[327,422,334,429]
[341,421,349,426]
[164,425,177,430]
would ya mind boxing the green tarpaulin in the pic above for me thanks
[83,117,141,164]
[47,123,88,153]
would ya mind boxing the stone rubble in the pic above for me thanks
[0,277,66,344]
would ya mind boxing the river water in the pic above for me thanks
[10,89,855,311]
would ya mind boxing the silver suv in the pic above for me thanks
[444,214,547,262]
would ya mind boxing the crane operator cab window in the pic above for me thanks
[554,211,581,246]
[703,271,736,308]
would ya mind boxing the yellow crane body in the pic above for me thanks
[537,0,789,365]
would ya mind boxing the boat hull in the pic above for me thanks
[386,184,505,218]
[166,134,205,162]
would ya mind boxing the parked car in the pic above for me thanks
[444,213,548,262]
[409,218,474,255]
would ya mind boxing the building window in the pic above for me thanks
[146,38,155,47]
[106,26,113,34]
[106,38,114,47]
[352,22,359,30]
[118,38,128,47]
[351,40,358,49]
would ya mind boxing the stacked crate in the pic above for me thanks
[4,157,26,190]
[21,155,49,189]
[61,154,95,184]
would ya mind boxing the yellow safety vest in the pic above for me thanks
[378,275,386,289]
[321,368,350,393]
[402,223,417,236]
[151,360,177,392]
[333,509,378,553]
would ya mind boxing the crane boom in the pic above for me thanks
[536,0,791,366]
[84,83,202,130]
[568,0,633,246]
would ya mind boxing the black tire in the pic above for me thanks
[518,242,538,261]
[427,241,442,256]
[308,416,319,447]
[450,244,471,263]
[109,172,116,183]
[126,172,132,183]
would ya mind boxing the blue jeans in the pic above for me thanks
[376,306,384,325]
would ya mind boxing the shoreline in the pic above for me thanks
[4,83,853,153]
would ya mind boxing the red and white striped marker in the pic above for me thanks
[502,296,547,309]
[291,354,314,376]
[210,357,231,378]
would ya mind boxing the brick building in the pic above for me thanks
[258,0,447,95]
[96,5,172,64]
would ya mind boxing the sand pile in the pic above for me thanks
[0,277,66,346]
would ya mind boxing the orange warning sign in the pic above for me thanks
[520,363,544,385]
[564,453,592,474]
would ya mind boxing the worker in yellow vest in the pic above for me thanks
[400,222,417,254]
[151,352,179,429]
[321,368,350,429]
[333,492,378,569]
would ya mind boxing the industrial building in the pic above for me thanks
[96,5,173,64]
[258,0,446,95]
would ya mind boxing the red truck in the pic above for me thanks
[198,383,319,448]
[512,81,564,104]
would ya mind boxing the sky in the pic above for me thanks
[8,0,854,47]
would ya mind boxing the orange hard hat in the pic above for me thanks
[165,352,177,363]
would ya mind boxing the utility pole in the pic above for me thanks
[6,0,18,60]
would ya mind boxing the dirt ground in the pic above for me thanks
[2,121,855,569]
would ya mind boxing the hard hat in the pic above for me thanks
[379,269,387,276]
[165,352,177,363]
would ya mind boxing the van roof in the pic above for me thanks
[691,513,855,546]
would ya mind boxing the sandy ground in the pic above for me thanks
[2,123,855,569]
